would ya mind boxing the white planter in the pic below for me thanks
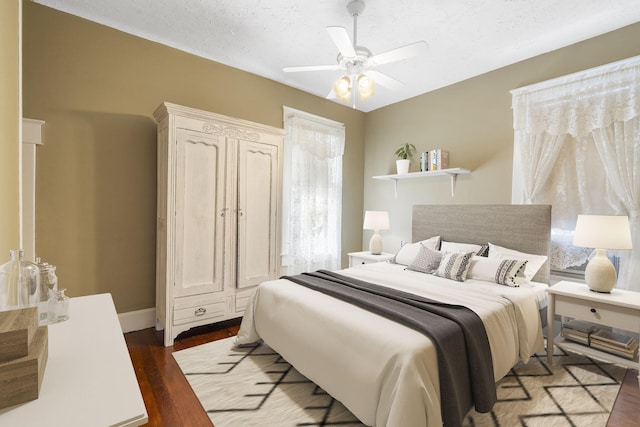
[396,159,410,174]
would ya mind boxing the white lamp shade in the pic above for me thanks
[363,211,389,231]
[573,214,633,293]
[573,215,633,250]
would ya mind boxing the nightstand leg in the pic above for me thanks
[546,294,555,365]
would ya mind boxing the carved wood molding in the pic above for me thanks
[247,148,273,156]
[202,122,260,141]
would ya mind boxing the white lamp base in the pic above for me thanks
[585,249,617,293]
[369,231,383,255]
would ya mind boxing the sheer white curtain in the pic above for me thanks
[513,130,566,203]
[591,117,640,288]
[511,55,640,290]
[281,107,345,275]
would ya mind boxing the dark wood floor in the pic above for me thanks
[125,321,639,427]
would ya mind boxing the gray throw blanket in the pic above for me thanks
[283,270,496,427]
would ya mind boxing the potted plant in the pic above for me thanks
[394,143,416,174]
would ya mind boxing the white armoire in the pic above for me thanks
[154,102,284,346]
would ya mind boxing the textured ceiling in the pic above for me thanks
[33,0,640,112]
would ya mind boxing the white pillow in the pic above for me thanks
[467,257,528,287]
[432,251,474,282]
[440,241,488,256]
[392,236,441,266]
[487,243,547,282]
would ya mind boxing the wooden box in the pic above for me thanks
[0,307,38,362]
[0,325,48,409]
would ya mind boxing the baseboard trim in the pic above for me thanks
[118,307,156,333]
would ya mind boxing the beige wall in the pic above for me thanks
[20,1,640,315]
[0,0,21,256]
[22,2,365,313]
[364,22,640,253]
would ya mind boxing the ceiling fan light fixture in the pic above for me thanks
[334,75,352,102]
[357,74,374,100]
[283,0,427,108]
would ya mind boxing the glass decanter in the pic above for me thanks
[0,249,41,310]
[0,249,21,310]
[36,257,58,321]
[48,288,69,323]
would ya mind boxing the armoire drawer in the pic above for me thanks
[173,296,227,326]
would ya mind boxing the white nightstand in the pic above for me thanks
[546,281,640,376]
[348,251,394,267]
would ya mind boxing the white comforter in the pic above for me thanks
[235,262,545,427]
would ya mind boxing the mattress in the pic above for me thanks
[236,261,545,427]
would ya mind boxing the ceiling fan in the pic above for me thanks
[283,0,428,104]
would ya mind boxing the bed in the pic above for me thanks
[235,204,551,427]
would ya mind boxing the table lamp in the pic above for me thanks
[363,211,389,255]
[572,214,633,293]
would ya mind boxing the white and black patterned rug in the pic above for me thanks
[173,337,626,427]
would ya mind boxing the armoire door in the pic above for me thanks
[173,129,227,298]
[236,139,280,288]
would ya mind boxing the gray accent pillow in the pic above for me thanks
[432,251,474,282]
[407,244,442,274]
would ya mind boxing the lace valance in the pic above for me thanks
[286,115,345,159]
[512,55,640,138]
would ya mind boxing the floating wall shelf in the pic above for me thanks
[372,168,471,198]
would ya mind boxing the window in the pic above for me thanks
[281,107,345,275]
[529,136,625,278]
[511,56,640,290]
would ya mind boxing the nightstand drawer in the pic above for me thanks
[348,251,394,267]
[351,256,375,266]
[555,296,640,332]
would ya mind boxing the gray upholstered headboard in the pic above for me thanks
[412,205,552,283]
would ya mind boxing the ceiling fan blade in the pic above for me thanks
[283,64,341,72]
[367,70,404,91]
[327,26,356,58]
[370,41,428,66]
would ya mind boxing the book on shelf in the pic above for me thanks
[590,328,636,349]
[562,320,598,334]
[429,149,449,171]
[561,328,589,345]
[420,152,429,172]
[559,320,639,360]
[590,339,638,360]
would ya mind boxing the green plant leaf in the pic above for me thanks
[395,143,416,159]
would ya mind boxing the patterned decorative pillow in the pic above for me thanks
[488,243,548,282]
[476,244,490,257]
[495,259,528,286]
[432,251,474,282]
[407,244,442,274]
[468,257,528,286]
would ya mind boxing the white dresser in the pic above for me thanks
[0,294,148,426]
